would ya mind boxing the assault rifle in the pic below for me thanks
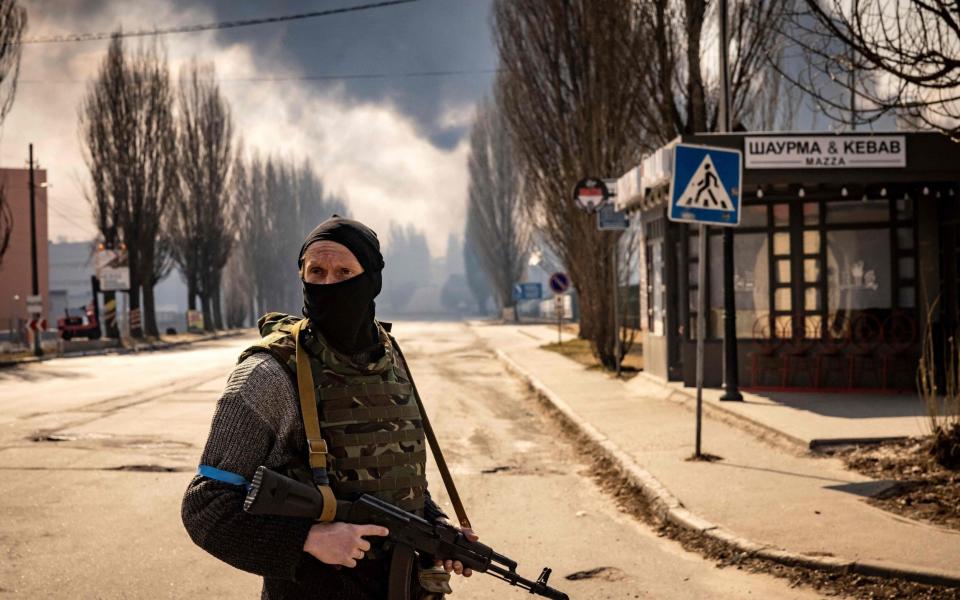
[244,466,570,600]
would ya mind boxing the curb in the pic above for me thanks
[494,348,960,590]
[0,330,245,369]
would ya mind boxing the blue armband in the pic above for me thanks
[197,464,251,491]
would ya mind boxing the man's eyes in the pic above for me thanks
[310,267,353,277]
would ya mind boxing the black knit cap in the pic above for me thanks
[298,215,385,272]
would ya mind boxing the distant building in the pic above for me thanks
[48,240,96,324]
[0,167,48,343]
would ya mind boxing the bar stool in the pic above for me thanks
[882,311,918,390]
[848,313,884,389]
[782,321,818,387]
[815,315,851,389]
[749,317,785,387]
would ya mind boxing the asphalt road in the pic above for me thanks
[0,322,823,599]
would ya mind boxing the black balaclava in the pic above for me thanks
[298,215,385,356]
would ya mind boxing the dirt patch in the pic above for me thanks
[823,437,960,532]
[518,381,960,599]
[564,566,627,582]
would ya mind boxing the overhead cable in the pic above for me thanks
[20,0,419,44]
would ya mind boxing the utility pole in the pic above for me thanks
[718,0,742,402]
[612,237,621,377]
[28,144,43,358]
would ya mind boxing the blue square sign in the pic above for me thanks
[668,143,742,227]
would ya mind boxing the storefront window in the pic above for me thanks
[826,199,889,224]
[651,240,664,336]
[897,227,914,250]
[826,229,892,325]
[773,232,790,254]
[709,234,723,337]
[896,196,914,220]
[732,233,768,337]
[773,204,790,226]
[741,203,768,228]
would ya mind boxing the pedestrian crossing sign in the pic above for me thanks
[668,143,742,227]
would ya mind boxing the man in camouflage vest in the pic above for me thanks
[182,216,477,599]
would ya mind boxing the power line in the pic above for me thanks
[48,203,93,232]
[18,67,501,86]
[19,0,419,45]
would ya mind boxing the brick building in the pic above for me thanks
[0,167,49,343]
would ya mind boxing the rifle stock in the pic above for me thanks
[244,466,570,600]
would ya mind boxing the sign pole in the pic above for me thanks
[612,238,621,377]
[556,296,562,345]
[695,224,707,458]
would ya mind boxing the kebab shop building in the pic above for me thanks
[617,131,960,391]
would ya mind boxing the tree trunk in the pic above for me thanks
[249,292,258,330]
[684,0,708,132]
[142,282,159,337]
[201,292,213,332]
[212,283,223,330]
[127,255,143,339]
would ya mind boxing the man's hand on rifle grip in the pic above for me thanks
[302,522,389,568]
[433,517,479,577]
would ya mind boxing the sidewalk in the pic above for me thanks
[0,329,247,368]
[471,322,960,587]
[657,378,929,451]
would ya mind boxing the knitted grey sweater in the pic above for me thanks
[181,352,446,600]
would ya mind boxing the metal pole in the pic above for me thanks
[695,225,707,458]
[613,236,621,377]
[557,295,562,345]
[28,144,43,358]
[718,0,742,401]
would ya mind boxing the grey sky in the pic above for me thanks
[1,0,497,255]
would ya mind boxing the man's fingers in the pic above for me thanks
[462,528,480,542]
[453,561,463,575]
[357,525,390,537]
[463,567,473,577]
[434,559,443,568]
[443,559,454,572]
[357,539,371,552]
[342,558,357,568]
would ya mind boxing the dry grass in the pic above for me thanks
[540,329,644,377]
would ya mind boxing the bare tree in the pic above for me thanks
[233,150,349,321]
[171,59,233,331]
[0,1,25,268]
[80,34,177,338]
[463,233,492,315]
[494,0,792,368]
[494,0,650,367]
[780,0,960,138]
[0,0,25,123]
[634,0,795,145]
[465,97,530,318]
[381,223,431,313]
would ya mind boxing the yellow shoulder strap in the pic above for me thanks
[291,318,336,522]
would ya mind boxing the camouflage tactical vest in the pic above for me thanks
[239,312,428,516]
